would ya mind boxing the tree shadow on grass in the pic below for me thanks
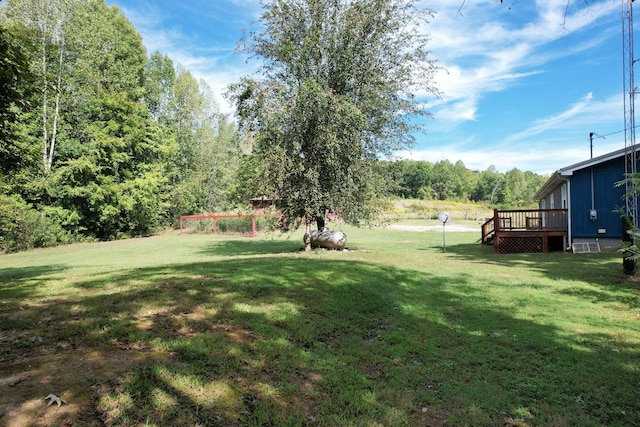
[0,265,69,328]
[0,254,638,425]
[0,265,69,282]
[196,236,303,257]
[445,241,639,307]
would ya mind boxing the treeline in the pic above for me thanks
[0,0,242,251]
[378,160,547,207]
[0,0,548,253]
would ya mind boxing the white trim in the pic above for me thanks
[558,145,636,176]
[535,145,640,200]
[562,177,572,248]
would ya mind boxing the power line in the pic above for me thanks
[592,124,640,139]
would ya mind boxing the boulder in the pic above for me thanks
[304,227,347,250]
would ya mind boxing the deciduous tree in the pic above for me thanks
[164,68,241,218]
[228,0,440,250]
[0,22,36,176]
[3,0,77,175]
[144,51,176,122]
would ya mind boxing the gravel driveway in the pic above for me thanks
[386,224,479,232]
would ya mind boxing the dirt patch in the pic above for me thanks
[0,347,163,427]
[386,224,480,232]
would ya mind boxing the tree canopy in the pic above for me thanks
[0,0,548,253]
[228,0,440,250]
[0,0,242,250]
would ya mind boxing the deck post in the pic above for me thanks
[493,209,500,253]
[488,208,568,254]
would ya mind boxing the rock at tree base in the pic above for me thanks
[304,227,347,249]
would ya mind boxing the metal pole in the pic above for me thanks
[623,0,638,228]
[442,222,446,253]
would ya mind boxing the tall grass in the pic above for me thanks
[0,224,638,426]
[384,198,494,221]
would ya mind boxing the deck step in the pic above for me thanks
[572,241,601,254]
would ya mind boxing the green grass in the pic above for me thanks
[0,225,638,426]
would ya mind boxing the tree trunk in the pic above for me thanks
[46,35,65,174]
[304,221,312,252]
[41,25,48,174]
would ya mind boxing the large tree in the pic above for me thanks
[228,0,440,250]
[0,22,35,176]
[47,0,164,239]
[163,67,241,220]
[2,0,79,175]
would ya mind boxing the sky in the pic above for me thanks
[105,0,628,175]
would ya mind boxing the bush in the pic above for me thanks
[0,195,75,253]
[0,194,38,252]
[216,217,253,234]
[255,215,280,233]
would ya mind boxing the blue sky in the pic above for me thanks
[106,0,626,175]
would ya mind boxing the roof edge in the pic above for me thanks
[535,145,640,200]
[534,172,564,200]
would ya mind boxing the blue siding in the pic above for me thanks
[569,157,626,238]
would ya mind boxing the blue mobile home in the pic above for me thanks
[534,146,638,249]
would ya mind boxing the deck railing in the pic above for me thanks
[495,209,568,231]
[482,209,568,243]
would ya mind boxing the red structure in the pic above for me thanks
[179,213,281,237]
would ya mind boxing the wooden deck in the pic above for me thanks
[482,209,568,254]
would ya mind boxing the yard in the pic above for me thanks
[0,223,638,426]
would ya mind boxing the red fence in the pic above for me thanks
[179,213,282,237]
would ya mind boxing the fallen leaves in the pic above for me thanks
[45,394,67,407]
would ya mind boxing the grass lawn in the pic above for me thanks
[0,223,638,426]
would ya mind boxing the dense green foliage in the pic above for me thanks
[0,0,241,250]
[228,0,441,249]
[380,159,547,207]
[0,22,35,175]
[0,0,548,253]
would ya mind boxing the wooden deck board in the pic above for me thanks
[482,208,568,254]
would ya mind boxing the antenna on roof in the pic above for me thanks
[622,0,638,228]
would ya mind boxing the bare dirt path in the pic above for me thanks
[386,224,480,232]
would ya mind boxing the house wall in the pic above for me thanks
[538,186,564,210]
[569,157,626,239]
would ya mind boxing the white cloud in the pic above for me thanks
[398,141,615,175]
[402,90,625,174]
[111,0,624,174]
[503,93,596,144]
[423,0,619,128]
[110,0,259,115]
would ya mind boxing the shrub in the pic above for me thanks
[0,195,75,253]
[0,194,39,252]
